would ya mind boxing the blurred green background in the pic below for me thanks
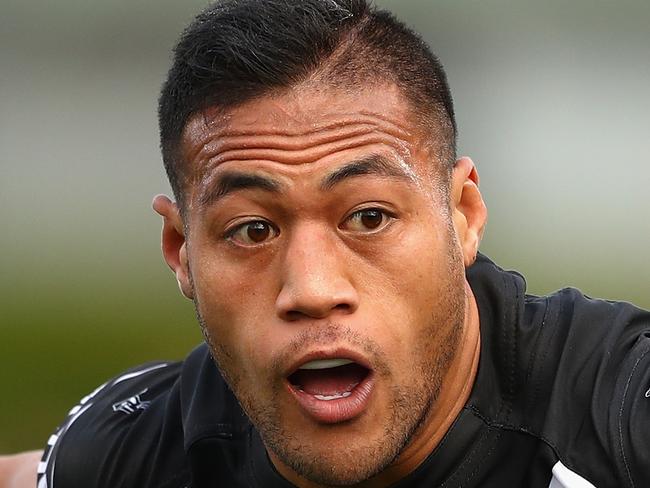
[1,0,649,453]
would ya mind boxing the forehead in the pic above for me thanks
[183,83,418,140]
[179,84,439,202]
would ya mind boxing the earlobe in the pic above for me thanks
[450,158,488,267]
[152,194,194,300]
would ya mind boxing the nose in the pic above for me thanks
[275,225,359,321]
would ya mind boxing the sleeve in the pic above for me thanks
[609,314,650,488]
[36,361,187,488]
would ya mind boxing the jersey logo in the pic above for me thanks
[645,386,650,398]
[112,388,152,415]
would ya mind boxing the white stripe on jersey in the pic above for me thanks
[549,461,597,488]
[111,363,170,386]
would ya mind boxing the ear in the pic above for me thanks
[450,157,488,268]
[152,194,194,300]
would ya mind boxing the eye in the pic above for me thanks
[341,208,393,233]
[225,220,278,246]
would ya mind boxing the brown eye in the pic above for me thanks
[360,210,383,229]
[342,208,393,233]
[246,221,271,242]
[227,220,278,246]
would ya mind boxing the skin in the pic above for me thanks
[0,451,42,488]
[155,82,487,487]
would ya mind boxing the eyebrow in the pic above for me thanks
[198,172,281,207]
[198,154,414,208]
[320,154,415,191]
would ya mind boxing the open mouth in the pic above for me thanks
[286,357,374,423]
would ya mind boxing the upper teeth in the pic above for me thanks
[298,358,354,370]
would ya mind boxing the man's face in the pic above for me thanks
[179,84,468,486]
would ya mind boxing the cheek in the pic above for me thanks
[372,222,455,304]
[190,247,301,381]
[191,253,275,365]
[192,245,273,316]
[361,224,460,353]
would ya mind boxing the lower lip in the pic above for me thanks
[286,373,375,424]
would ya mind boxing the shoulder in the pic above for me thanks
[38,343,256,488]
[526,288,650,487]
[537,288,650,393]
[525,288,650,376]
[38,359,189,488]
[469,256,650,487]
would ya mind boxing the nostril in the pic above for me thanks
[280,302,354,321]
[284,310,308,321]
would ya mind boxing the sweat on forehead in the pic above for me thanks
[175,85,446,208]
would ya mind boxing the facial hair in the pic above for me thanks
[194,282,465,487]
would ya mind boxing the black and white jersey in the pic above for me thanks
[38,255,650,487]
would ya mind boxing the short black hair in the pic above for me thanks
[158,0,456,209]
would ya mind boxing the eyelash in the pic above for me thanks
[223,219,279,246]
[341,207,395,233]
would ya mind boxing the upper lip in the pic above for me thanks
[284,347,372,378]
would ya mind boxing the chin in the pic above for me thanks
[261,384,434,487]
[269,437,397,487]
